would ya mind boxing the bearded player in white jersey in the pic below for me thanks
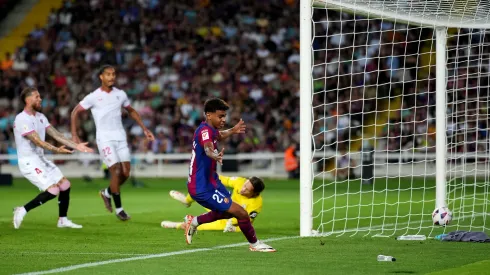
[12,87,94,229]
[71,65,154,221]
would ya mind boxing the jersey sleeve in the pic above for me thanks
[121,91,131,108]
[219,175,247,189]
[41,114,51,129]
[15,116,35,136]
[246,197,263,222]
[79,93,95,110]
[197,126,213,146]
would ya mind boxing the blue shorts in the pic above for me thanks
[190,182,233,213]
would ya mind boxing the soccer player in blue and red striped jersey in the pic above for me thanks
[184,98,276,252]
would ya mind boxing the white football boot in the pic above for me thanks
[249,240,277,252]
[169,190,190,207]
[184,215,197,244]
[161,221,182,229]
[57,217,83,229]
[13,207,27,229]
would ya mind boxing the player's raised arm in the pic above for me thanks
[124,105,155,142]
[24,132,73,154]
[218,118,246,141]
[204,141,225,165]
[46,126,93,153]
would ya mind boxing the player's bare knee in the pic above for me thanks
[234,207,248,220]
[110,164,122,178]
[58,178,71,191]
[120,163,131,180]
[121,169,130,180]
[239,212,249,220]
[47,185,60,196]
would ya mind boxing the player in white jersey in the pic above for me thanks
[71,65,154,221]
[12,87,94,229]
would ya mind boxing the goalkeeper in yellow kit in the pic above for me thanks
[161,175,265,232]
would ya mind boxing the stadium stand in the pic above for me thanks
[1,0,487,161]
[0,0,300,156]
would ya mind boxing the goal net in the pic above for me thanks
[300,0,490,237]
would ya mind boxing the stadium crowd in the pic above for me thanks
[1,0,489,160]
[311,10,490,156]
[0,0,299,156]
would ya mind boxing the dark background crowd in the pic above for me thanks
[0,0,299,156]
[1,0,489,161]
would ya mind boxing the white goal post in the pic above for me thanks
[300,0,490,237]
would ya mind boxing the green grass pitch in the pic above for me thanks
[0,178,489,275]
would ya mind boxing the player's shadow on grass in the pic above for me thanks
[390,271,415,274]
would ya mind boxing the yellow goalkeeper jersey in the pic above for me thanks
[219,175,263,222]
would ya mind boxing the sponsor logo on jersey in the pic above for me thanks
[202,130,209,141]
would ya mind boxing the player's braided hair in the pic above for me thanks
[204,98,229,113]
[20,87,38,104]
[249,177,265,197]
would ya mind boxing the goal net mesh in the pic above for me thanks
[310,0,490,237]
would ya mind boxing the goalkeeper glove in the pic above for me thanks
[223,219,236,233]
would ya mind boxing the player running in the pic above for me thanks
[12,87,94,229]
[183,98,276,252]
[162,174,265,232]
[70,65,154,221]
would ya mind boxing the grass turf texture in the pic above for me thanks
[0,178,488,275]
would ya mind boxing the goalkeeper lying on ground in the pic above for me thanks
[161,175,264,232]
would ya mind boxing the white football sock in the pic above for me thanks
[116,208,123,214]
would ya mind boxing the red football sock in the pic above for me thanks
[238,219,257,244]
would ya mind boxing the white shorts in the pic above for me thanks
[18,156,64,191]
[97,140,131,168]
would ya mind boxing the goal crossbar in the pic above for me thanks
[315,0,490,29]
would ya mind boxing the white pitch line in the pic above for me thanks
[13,213,489,275]
[13,236,297,275]
[10,215,442,275]
[4,252,150,256]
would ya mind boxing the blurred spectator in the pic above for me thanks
[284,143,299,179]
[335,150,356,180]
[0,0,301,155]
[0,0,488,162]
[0,52,13,71]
